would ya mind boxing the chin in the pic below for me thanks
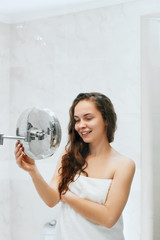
[82,138,92,143]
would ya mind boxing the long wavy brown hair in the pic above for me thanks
[58,92,117,196]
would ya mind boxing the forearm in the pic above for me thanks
[62,192,113,228]
[29,168,60,207]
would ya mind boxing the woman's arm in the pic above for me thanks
[29,168,60,207]
[15,142,62,207]
[61,158,135,228]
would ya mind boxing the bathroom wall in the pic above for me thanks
[0,1,160,240]
[0,23,11,240]
[141,16,160,240]
[9,3,143,240]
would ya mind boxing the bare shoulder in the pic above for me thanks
[113,152,136,180]
[119,154,135,169]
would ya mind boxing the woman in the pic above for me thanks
[15,92,135,240]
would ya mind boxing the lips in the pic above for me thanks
[81,130,92,136]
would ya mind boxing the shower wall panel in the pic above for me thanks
[9,3,142,240]
[0,22,11,240]
[2,1,160,240]
[141,16,160,240]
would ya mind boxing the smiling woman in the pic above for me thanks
[74,100,107,144]
[15,92,135,240]
[57,93,135,240]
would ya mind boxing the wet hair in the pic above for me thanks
[58,92,117,196]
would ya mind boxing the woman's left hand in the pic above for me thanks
[61,190,75,203]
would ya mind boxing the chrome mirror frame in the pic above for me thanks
[0,107,61,160]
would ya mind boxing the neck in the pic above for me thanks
[89,137,111,157]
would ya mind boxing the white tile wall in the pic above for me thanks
[0,22,11,240]
[141,16,160,240]
[0,0,160,240]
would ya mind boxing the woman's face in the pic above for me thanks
[74,100,107,144]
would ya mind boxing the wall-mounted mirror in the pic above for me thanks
[0,107,61,160]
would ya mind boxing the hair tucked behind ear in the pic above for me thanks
[58,92,117,196]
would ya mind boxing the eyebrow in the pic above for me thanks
[74,113,93,118]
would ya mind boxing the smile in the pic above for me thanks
[81,131,92,135]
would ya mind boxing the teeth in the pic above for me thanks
[82,131,91,135]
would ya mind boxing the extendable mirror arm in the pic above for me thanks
[0,134,26,145]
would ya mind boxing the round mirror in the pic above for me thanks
[16,107,61,160]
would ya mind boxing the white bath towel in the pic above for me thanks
[54,174,125,240]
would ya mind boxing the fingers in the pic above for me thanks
[14,141,36,172]
[16,154,25,168]
[15,141,25,168]
[15,142,24,159]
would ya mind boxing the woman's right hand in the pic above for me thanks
[14,141,36,173]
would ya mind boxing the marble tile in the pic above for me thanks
[112,113,141,166]
[2,1,160,240]
[10,180,60,240]
[0,23,10,164]
[8,4,142,240]
[10,16,67,68]
[0,180,11,240]
[0,23,10,126]
[0,23,11,240]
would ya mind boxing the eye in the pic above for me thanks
[85,117,93,121]
[74,119,80,123]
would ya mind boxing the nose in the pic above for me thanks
[78,120,86,129]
